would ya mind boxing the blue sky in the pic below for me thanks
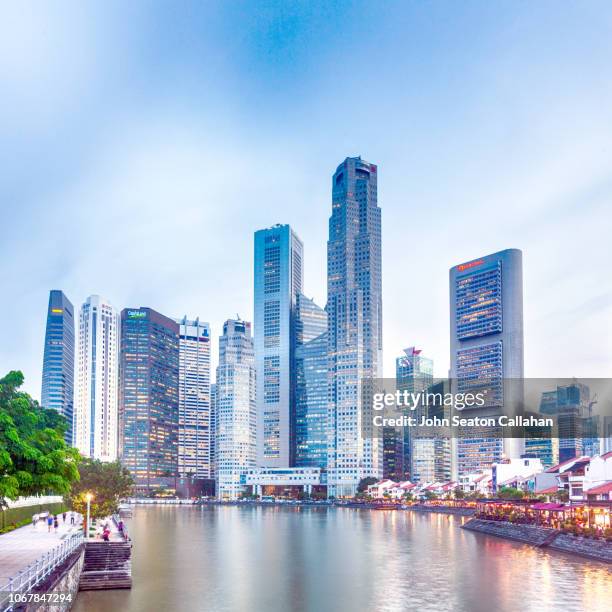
[1,1,611,399]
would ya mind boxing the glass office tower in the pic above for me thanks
[254,224,303,468]
[216,319,256,499]
[295,294,328,469]
[119,307,179,494]
[327,156,383,497]
[449,249,524,477]
[41,290,75,444]
[74,295,119,461]
[177,317,212,479]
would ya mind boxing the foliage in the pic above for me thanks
[453,487,465,500]
[497,487,525,500]
[357,477,378,493]
[0,371,80,507]
[66,458,133,520]
[422,490,438,500]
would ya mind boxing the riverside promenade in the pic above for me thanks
[0,514,83,586]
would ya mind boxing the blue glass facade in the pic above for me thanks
[41,290,75,444]
[295,294,327,469]
[119,307,179,494]
[254,225,303,468]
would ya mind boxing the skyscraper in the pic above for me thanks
[449,249,524,477]
[295,294,328,469]
[41,290,75,444]
[215,319,256,499]
[119,307,179,494]
[177,317,212,479]
[254,224,303,468]
[74,295,119,461]
[327,156,383,497]
[392,347,434,481]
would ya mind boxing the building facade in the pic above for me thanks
[327,156,383,497]
[449,249,524,478]
[41,290,75,444]
[74,295,119,461]
[119,307,179,494]
[390,347,434,481]
[254,224,304,468]
[177,317,212,479]
[216,320,256,499]
[295,294,328,469]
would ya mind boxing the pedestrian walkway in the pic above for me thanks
[0,513,82,585]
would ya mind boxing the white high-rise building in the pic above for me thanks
[327,157,383,497]
[75,295,119,462]
[215,319,256,499]
[177,317,212,479]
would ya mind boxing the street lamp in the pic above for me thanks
[85,493,94,540]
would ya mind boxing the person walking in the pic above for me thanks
[62,512,66,523]
[53,515,59,533]
[47,514,53,533]
[70,512,75,525]
[32,513,38,528]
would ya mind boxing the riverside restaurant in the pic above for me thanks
[475,499,612,537]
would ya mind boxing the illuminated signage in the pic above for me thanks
[127,310,147,319]
[51,308,63,314]
[457,259,484,272]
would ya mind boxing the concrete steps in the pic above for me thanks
[79,541,132,591]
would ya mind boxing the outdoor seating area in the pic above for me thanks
[475,499,612,540]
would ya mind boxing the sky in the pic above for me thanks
[1,1,611,400]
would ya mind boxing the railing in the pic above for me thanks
[0,532,84,612]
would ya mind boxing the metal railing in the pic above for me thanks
[0,532,84,612]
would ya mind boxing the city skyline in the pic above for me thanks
[2,2,611,400]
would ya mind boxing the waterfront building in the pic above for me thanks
[327,156,383,497]
[295,294,328,468]
[391,347,434,481]
[491,457,543,493]
[524,436,559,469]
[216,319,256,499]
[41,290,75,444]
[176,317,212,480]
[242,467,324,498]
[74,295,119,461]
[449,249,524,478]
[210,382,217,483]
[119,308,179,494]
[254,224,303,468]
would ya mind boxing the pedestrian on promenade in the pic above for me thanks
[53,515,59,533]
[32,513,38,528]
[47,514,53,532]
[62,512,66,523]
[70,512,75,525]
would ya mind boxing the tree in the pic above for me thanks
[357,477,378,493]
[66,458,134,519]
[498,487,524,500]
[423,490,438,500]
[0,371,80,507]
[454,487,465,500]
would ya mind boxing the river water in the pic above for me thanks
[74,505,611,612]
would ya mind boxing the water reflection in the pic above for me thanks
[74,506,612,612]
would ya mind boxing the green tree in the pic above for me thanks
[498,486,524,500]
[423,489,438,500]
[454,487,465,499]
[357,477,378,493]
[66,458,134,519]
[0,371,79,506]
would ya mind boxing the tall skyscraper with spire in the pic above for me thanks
[41,290,75,445]
[74,295,119,461]
[327,156,383,497]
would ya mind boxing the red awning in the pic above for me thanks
[532,502,566,510]
[586,482,612,495]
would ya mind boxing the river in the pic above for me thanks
[74,505,611,612]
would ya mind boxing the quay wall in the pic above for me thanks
[462,519,612,563]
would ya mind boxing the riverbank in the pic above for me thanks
[462,518,612,563]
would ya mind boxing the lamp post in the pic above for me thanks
[85,493,93,539]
